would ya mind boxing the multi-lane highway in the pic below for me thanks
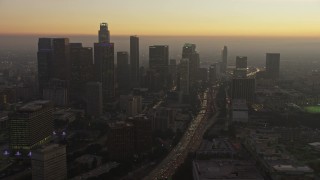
[143,87,217,180]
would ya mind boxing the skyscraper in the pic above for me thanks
[266,53,280,79]
[182,43,200,84]
[52,38,71,80]
[130,36,139,88]
[236,56,248,69]
[231,78,255,103]
[179,58,190,95]
[31,144,67,180]
[70,43,95,101]
[98,22,110,43]
[107,121,134,161]
[117,51,130,94]
[221,46,228,73]
[9,100,53,151]
[94,22,115,104]
[37,38,71,98]
[37,38,53,96]
[149,45,169,91]
[128,115,152,154]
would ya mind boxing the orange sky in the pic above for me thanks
[1,0,320,37]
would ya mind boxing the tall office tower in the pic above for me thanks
[107,121,134,161]
[182,43,200,84]
[9,100,53,151]
[70,43,94,101]
[117,51,130,94]
[37,38,70,98]
[266,53,280,79]
[178,58,190,95]
[130,36,140,88]
[149,45,169,91]
[94,23,115,104]
[31,144,67,180]
[231,78,255,102]
[126,96,142,117]
[236,56,248,69]
[169,59,177,86]
[128,115,152,154]
[209,62,221,84]
[86,82,103,118]
[52,38,71,80]
[98,22,110,43]
[37,38,53,97]
[221,46,228,73]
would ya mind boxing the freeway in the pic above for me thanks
[143,88,217,180]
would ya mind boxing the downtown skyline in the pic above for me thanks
[1,0,320,37]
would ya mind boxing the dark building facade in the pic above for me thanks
[128,115,152,154]
[9,100,53,151]
[236,56,247,69]
[107,122,134,161]
[37,38,70,97]
[117,51,130,95]
[221,46,228,73]
[182,43,200,84]
[94,42,115,102]
[98,23,110,43]
[266,53,280,79]
[149,45,169,91]
[231,78,255,103]
[70,43,94,101]
[130,36,140,88]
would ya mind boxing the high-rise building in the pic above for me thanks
[209,62,221,84]
[236,56,247,69]
[169,59,177,87]
[130,36,139,88]
[94,23,115,104]
[221,46,228,73]
[126,96,142,117]
[52,38,71,81]
[86,82,103,117]
[37,38,70,97]
[70,43,94,101]
[149,45,169,91]
[31,144,67,180]
[179,58,190,95]
[182,43,200,84]
[266,53,280,79]
[37,38,53,96]
[231,78,255,102]
[98,22,110,43]
[107,121,134,161]
[117,51,130,94]
[9,100,53,151]
[128,115,152,154]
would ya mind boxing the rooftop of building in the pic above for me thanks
[197,139,236,154]
[108,121,133,129]
[34,144,65,154]
[19,100,51,112]
[232,99,248,110]
[193,160,263,180]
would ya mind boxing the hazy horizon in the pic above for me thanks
[1,35,319,68]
